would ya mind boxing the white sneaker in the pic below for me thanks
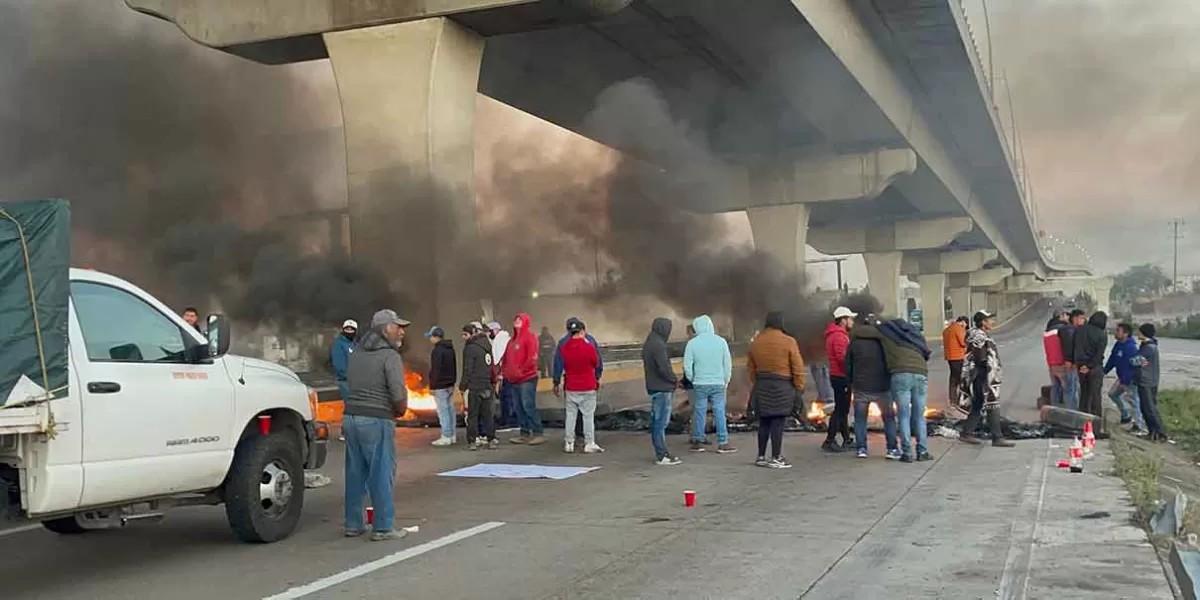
[431,436,454,447]
[656,456,682,466]
[564,442,575,453]
[583,443,606,454]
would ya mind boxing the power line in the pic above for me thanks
[1170,219,1185,289]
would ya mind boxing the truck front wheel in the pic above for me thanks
[224,430,305,543]
[41,515,88,535]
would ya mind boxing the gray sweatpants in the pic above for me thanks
[564,390,598,446]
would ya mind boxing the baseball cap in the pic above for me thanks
[462,321,484,335]
[973,309,995,325]
[341,319,358,330]
[424,326,445,339]
[832,306,857,320]
[567,318,586,334]
[370,309,411,328]
[487,321,502,331]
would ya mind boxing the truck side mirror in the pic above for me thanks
[207,314,231,357]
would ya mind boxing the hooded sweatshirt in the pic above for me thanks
[683,315,732,387]
[825,322,851,378]
[459,333,495,392]
[877,319,931,375]
[642,318,678,393]
[845,325,890,394]
[343,327,408,420]
[502,313,539,384]
[331,333,355,382]
[428,338,457,390]
[1073,313,1108,369]
[1133,338,1160,388]
[1104,335,1138,384]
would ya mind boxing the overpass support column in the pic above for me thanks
[864,252,903,318]
[747,204,810,291]
[971,291,989,318]
[324,18,484,328]
[948,287,972,319]
[916,273,946,337]
[1093,279,1113,316]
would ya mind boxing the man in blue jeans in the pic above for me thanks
[343,309,410,542]
[844,315,898,458]
[424,326,458,446]
[1104,322,1143,432]
[684,315,736,454]
[642,317,682,465]
[877,318,933,463]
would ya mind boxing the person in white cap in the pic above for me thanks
[488,321,515,428]
[332,318,358,408]
[822,306,856,452]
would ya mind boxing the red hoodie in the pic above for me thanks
[559,335,599,391]
[825,322,851,377]
[502,313,540,384]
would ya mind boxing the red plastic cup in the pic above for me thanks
[258,415,271,436]
[1056,459,1070,469]
[684,490,695,508]
[366,506,374,526]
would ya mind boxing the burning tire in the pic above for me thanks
[223,430,305,543]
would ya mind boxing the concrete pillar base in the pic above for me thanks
[970,292,989,319]
[324,18,484,330]
[864,252,903,318]
[916,273,946,338]
[948,287,972,320]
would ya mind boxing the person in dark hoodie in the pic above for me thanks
[877,318,932,463]
[1060,309,1086,409]
[424,326,458,447]
[1103,323,1142,431]
[459,322,498,451]
[845,314,898,459]
[1074,311,1108,417]
[642,318,682,466]
[538,326,556,379]
[1132,324,1168,442]
[746,311,805,469]
[957,310,1014,447]
[343,309,410,542]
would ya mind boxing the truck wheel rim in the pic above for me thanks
[260,461,293,518]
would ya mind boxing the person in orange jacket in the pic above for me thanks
[942,316,968,405]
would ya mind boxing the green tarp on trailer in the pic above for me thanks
[0,199,70,405]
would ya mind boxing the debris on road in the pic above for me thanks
[304,472,332,489]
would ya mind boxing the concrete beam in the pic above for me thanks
[947,267,1012,289]
[793,0,1029,268]
[1019,261,1048,281]
[900,249,998,276]
[807,217,972,255]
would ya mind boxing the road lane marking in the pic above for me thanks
[0,524,42,538]
[997,438,1052,600]
[263,521,505,599]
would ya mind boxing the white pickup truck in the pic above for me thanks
[0,268,329,543]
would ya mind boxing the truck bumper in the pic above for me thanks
[304,421,328,470]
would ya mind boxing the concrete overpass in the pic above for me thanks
[125,0,1099,331]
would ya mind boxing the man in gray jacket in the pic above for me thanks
[343,309,409,541]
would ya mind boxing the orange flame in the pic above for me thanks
[807,401,826,423]
[400,369,436,418]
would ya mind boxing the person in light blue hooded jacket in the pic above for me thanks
[684,315,736,454]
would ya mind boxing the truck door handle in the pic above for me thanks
[87,381,122,394]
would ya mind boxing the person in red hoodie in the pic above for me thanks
[822,306,856,452]
[503,313,544,445]
[556,318,604,453]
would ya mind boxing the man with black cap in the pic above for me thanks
[425,326,457,447]
[343,309,410,541]
[957,310,1014,447]
[556,318,604,453]
[460,321,499,450]
[553,317,604,398]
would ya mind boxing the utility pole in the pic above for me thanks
[805,257,849,291]
[1171,219,1185,290]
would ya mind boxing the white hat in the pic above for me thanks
[341,319,358,330]
[487,321,502,331]
[832,306,857,320]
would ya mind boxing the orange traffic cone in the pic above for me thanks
[1082,420,1096,457]
[1069,438,1084,473]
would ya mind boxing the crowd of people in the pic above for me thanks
[1041,308,1167,441]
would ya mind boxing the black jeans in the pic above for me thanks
[826,375,852,444]
[1079,368,1105,417]
[960,376,1001,440]
[947,360,963,404]
[758,415,785,458]
[467,388,496,441]
[1137,385,1166,436]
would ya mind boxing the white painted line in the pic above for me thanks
[263,521,505,600]
[1018,440,1053,600]
[0,524,42,538]
[997,439,1051,600]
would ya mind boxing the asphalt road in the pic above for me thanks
[0,299,1179,599]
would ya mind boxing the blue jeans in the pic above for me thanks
[892,373,929,457]
[853,391,897,453]
[1048,366,1067,406]
[513,379,542,436]
[1064,368,1079,411]
[1109,382,1142,427]
[809,363,834,401]
[650,391,673,459]
[691,384,729,445]
[432,387,456,439]
[498,381,517,428]
[342,414,397,533]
